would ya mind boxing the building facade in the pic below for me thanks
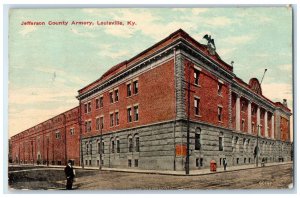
[11,29,292,171]
[11,107,80,166]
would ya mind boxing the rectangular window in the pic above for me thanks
[115,112,119,125]
[70,128,75,135]
[194,69,200,85]
[218,82,223,95]
[55,131,61,139]
[89,160,91,166]
[134,159,138,167]
[96,98,100,109]
[196,158,199,167]
[109,92,114,103]
[88,102,91,113]
[134,106,139,121]
[84,103,88,114]
[115,89,119,102]
[85,121,92,132]
[96,118,100,130]
[218,106,223,122]
[252,122,255,133]
[127,107,132,122]
[116,139,120,153]
[195,133,200,150]
[244,158,247,163]
[99,96,103,108]
[200,158,203,167]
[127,84,132,97]
[241,120,245,131]
[194,98,200,115]
[128,159,132,167]
[237,158,239,164]
[97,160,99,166]
[100,117,104,129]
[110,113,114,127]
[85,160,88,165]
[133,80,138,94]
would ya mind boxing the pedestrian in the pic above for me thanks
[223,158,227,171]
[64,160,75,190]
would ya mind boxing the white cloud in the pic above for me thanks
[172,8,208,15]
[222,35,255,45]
[261,82,292,103]
[278,64,292,72]
[9,86,78,105]
[97,44,131,59]
[9,105,77,137]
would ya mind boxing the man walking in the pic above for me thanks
[64,160,75,190]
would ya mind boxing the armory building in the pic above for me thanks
[11,29,292,171]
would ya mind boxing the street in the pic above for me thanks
[9,163,293,190]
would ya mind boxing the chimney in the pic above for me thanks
[283,99,288,107]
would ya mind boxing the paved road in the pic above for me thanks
[9,163,293,190]
[74,163,293,190]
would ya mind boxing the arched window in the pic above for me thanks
[116,137,120,153]
[86,142,89,155]
[134,134,139,152]
[89,141,92,155]
[128,135,133,152]
[195,128,201,150]
[97,140,100,154]
[111,137,115,153]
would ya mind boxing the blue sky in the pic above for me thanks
[9,7,293,137]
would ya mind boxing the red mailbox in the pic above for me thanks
[210,160,217,172]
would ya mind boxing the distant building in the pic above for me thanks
[9,139,12,163]
[11,29,292,171]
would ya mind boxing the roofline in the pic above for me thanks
[11,106,79,138]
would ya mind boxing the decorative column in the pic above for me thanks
[257,107,261,136]
[248,101,252,134]
[271,114,275,139]
[264,111,268,138]
[236,95,240,131]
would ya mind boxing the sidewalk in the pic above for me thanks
[78,161,293,176]
[9,161,293,176]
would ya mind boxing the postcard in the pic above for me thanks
[8,7,294,191]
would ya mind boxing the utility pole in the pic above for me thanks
[255,68,267,167]
[186,62,191,175]
[256,125,259,167]
[99,122,103,170]
[183,62,195,175]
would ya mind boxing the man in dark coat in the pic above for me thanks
[64,160,75,190]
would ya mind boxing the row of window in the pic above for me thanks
[85,106,139,132]
[84,80,139,114]
[194,98,223,122]
[54,128,75,139]
[84,159,139,167]
[85,134,140,154]
[193,68,223,95]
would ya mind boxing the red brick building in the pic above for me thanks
[11,29,292,170]
[11,107,80,166]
